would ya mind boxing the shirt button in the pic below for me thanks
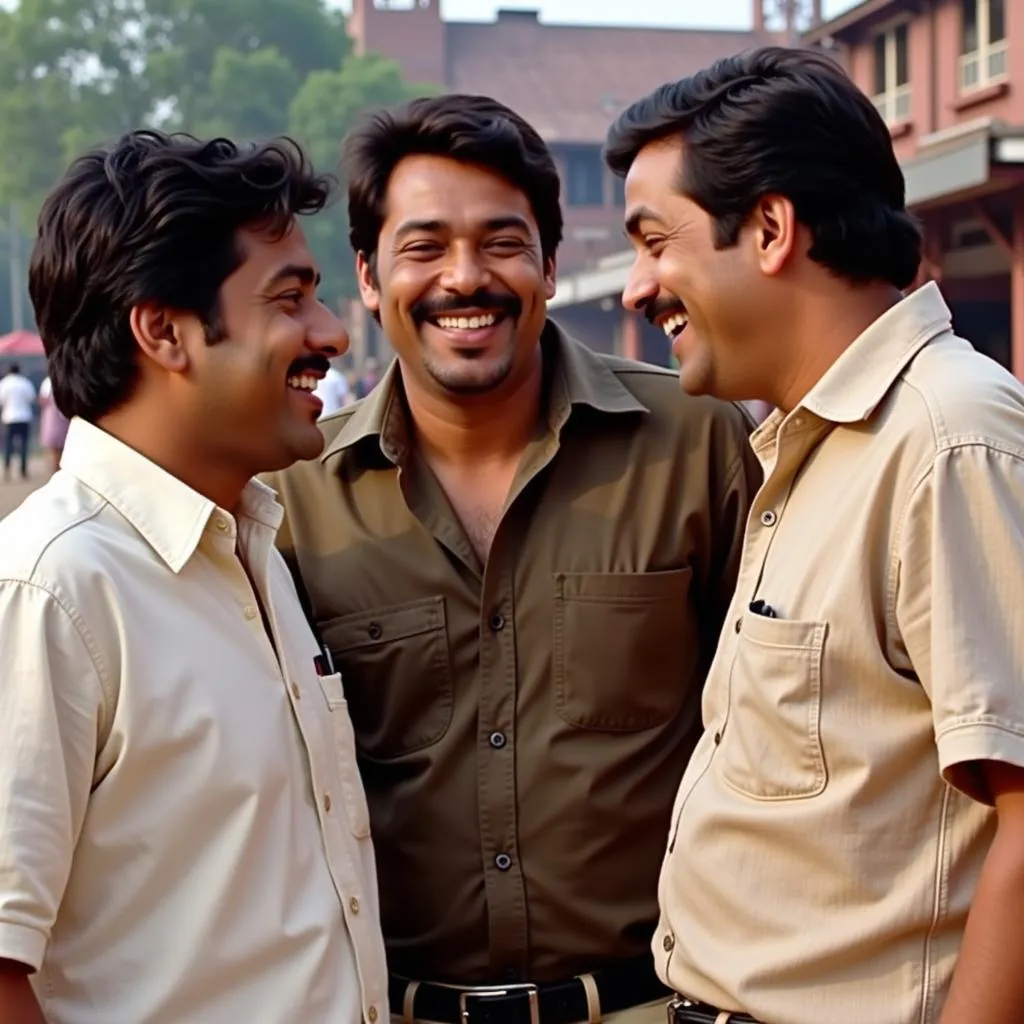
[734,617,742,633]
[489,731,507,749]
[495,853,512,871]
[243,605,258,620]
[349,897,360,915]
[215,518,228,532]
[489,612,505,632]
[323,793,332,813]
[291,682,301,701]
[760,509,777,527]
[714,731,722,745]
[663,933,675,952]
[368,1007,378,1023]
[367,622,382,641]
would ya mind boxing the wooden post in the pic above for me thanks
[1012,197,1024,382]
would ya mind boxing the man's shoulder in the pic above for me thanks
[0,473,114,590]
[898,333,1024,456]
[596,351,755,436]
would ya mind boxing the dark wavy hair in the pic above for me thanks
[604,46,922,290]
[342,93,563,269]
[29,130,333,421]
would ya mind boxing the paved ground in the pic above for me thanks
[0,456,49,519]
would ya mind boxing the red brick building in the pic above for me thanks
[345,1,806,360]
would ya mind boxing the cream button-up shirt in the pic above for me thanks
[656,283,1024,1024]
[0,418,388,1024]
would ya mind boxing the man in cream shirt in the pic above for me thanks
[0,130,387,1023]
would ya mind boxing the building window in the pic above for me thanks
[960,0,1007,92]
[872,22,911,124]
[562,146,604,207]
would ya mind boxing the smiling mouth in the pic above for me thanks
[286,372,322,393]
[660,310,689,340]
[428,310,508,332]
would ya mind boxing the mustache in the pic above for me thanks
[411,289,522,325]
[287,353,331,376]
[641,296,686,327]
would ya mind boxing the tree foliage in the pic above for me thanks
[0,0,435,310]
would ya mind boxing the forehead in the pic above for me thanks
[623,137,690,226]
[382,154,537,234]
[228,221,317,287]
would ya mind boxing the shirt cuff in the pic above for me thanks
[937,720,1024,805]
[0,921,47,972]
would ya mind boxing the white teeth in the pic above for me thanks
[435,313,498,330]
[287,374,318,392]
[662,313,689,339]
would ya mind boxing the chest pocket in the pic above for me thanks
[717,612,828,800]
[320,596,453,761]
[317,672,372,838]
[553,568,695,732]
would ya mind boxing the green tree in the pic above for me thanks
[288,53,436,302]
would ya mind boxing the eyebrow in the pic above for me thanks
[263,263,321,289]
[393,214,534,242]
[624,205,665,238]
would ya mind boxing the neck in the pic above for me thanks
[771,283,903,413]
[402,349,544,467]
[97,407,249,512]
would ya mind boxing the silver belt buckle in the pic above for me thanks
[457,984,540,1024]
[667,995,696,1024]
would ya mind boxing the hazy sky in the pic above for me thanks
[334,0,861,30]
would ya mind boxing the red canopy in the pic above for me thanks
[0,330,44,356]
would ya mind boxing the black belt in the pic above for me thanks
[668,995,760,1024]
[390,956,672,1024]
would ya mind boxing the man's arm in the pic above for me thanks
[0,961,46,1024]
[0,580,103,1014]
[896,443,1024,1023]
[939,760,1024,1023]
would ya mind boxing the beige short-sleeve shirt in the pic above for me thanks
[656,283,1024,1024]
[0,419,388,1024]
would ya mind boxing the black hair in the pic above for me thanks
[29,129,333,421]
[8,364,19,374]
[604,46,921,290]
[342,94,563,267]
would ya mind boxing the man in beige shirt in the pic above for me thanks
[0,131,387,1023]
[606,47,1024,1024]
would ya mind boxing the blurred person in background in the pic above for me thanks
[0,130,386,1024]
[609,45,1024,1024]
[265,93,761,1024]
[37,375,69,474]
[0,362,36,481]
[314,357,355,417]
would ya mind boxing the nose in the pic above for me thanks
[621,257,658,314]
[439,242,491,294]
[307,300,350,358]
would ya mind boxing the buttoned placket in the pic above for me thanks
[211,508,386,1023]
[663,411,830,866]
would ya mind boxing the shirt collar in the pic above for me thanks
[61,418,282,574]
[320,319,648,463]
[798,282,953,425]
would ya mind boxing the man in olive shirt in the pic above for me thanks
[266,94,760,1024]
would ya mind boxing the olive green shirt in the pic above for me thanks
[265,323,761,985]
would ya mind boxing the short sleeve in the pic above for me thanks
[896,443,1024,804]
[0,581,104,969]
